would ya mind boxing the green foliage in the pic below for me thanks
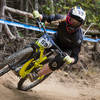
[40,0,100,29]
[18,32,24,37]
[6,0,100,29]
[42,5,51,15]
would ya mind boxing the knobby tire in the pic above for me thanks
[0,47,33,77]
[18,73,51,91]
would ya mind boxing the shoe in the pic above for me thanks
[28,72,39,82]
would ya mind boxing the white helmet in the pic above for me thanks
[68,6,86,24]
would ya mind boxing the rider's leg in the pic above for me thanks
[28,63,52,81]
[38,54,64,77]
[29,54,64,80]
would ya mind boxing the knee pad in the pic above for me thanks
[49,55,64,71]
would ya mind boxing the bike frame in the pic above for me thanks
[19,44,47,78]
[19,19,64,79]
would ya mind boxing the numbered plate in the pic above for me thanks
[37,34,53,48]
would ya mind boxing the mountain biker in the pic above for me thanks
[31,6,86,79]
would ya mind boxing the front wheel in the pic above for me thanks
[0,47,33,77]
[18,73,51,91]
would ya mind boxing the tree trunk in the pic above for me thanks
[35,0,38,10]
[7,12,22,39]
[0,0,5,32]
[5,6,33,19]
[20,0,24,11]
[50,0,54,14]
[4,24,16,40]
[25,0,29,34]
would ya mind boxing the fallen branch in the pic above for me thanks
[7,12,23,40]
[4,24,16,40]
[5,6,33,19]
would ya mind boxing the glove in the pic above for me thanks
[63,55,73,64]
[32,10,41,19]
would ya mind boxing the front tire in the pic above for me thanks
[0,47,33,77]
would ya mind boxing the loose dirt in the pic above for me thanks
[0,34,100,100]
[0,70,100,100]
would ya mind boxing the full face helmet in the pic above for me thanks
[66,6,86,33]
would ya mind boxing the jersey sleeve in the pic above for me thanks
[70,44,81,64]
[42,14,66,23]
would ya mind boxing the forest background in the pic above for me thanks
[6,0,100,28]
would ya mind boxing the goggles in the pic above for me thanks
[66,15,81,33]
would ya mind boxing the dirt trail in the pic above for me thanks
[0,70,100,100]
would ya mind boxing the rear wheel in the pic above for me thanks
[0,47,33,77]
[18,73,51,91]
[0,65,10,76]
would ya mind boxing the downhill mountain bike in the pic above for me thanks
[0,19,65,91]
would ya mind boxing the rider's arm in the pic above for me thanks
[64,31,83,64]
[67,28,83,64]
[41,14,66,23]
[32,10,66,24]
[70,37,83,64]
[70,45,81,64]
[64,44,81,65]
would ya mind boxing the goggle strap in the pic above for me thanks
[66,15,72,25]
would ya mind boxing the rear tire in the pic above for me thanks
[18,73,51,91]
[0,65,10,76]
[0,47,33,77]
